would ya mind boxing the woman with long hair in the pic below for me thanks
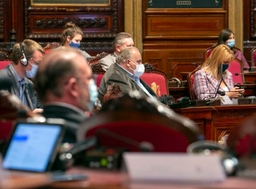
[194,44,245,103]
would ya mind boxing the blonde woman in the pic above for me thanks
[194,44,245,102]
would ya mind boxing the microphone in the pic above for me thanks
[59,137,97,170]
[213,75,224,98]
[95,128,154,152]
[234,72,245,76]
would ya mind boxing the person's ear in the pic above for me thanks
[67,77,79,98]
[67,36,71,42]
[116,44,122,53]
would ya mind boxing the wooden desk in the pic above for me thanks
[244,72,256,84]
[168,87,189,100]
[175,104,256,142]
[3,168,256,189]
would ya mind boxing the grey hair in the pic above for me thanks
[116,47,139,64]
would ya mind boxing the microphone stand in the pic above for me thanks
[214,75,224,98]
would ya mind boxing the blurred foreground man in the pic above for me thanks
[34,48,98,143]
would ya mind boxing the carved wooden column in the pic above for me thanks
[124,0,143,52]
[229,0,243,50]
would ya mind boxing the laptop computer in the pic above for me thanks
[2,118,66,173]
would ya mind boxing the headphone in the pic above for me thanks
[19,43,28,66]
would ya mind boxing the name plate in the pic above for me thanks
[148,0,222,8]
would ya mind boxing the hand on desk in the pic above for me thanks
[226,87,245,98]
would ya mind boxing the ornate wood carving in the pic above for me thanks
[24,0,121,39]
[251,0,256,38]
[0,0,4,39]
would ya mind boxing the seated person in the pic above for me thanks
[98,47,158,103]
[213,28,249,72]
[98,32,134,71]
[34,48,98,143]
[56,21,91,60]
[0,39,43,110]
[193,44,245,104]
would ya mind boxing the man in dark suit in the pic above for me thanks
[34,48,98,143]
[98,47,158,103]
[0,39,43,110]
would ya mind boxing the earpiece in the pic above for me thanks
[19,43,28,66]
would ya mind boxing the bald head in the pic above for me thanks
[34,48,92,103]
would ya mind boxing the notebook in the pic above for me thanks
[2,119,66,173]
[124,152,226,183]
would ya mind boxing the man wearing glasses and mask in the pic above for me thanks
[0,39,43,110]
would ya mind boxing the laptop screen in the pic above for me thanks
[2,121,65,172]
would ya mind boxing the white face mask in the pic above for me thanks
[130,61,145,78]
[87,79,98,111]
[26,63,38,78]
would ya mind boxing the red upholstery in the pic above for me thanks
[0,120,14,141]
[95,73,104,87]
[141,73,168,96]
[43,42,60,55]
[77,94,202,153]
[140,64,169,97]
[0,61,10,70]
[204,47,214,60]
[227,58,244,84]
[227,113,256,157]
[187,65,201,100]
[85,121,189,152]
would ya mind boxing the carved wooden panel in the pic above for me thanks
[24,0,122,38]
[146,15,225,38]
[143,48,205,80]
[0,0,4,39]
[142,0,228,79]
[251,0,256,38]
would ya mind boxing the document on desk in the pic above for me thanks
[124,153,226,183]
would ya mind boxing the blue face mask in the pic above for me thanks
[26,63,38,78]
[219,63,229,73]
[69,41,80,48]
[87,79,98,111]
[227,39,235,48]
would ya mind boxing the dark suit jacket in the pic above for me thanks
[42,103,88,143]
[0,65,42,109]
[98,63,157,103]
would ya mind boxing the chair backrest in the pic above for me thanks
[204,46,214,60]
[227,112,256,157]
[103,83,123,103]
[250,47,256,67]
[89,52,109,66]
[227,58,244,85]
[205,46,241,61]
[0,50,11,70]
[43,42,61,54]
[77,93,202,152]
[91,63,106,87]
[0,90,35,144]
[140,63,169,97]
[187,65,201,100]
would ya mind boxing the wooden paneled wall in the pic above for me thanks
[142,0,228,80]
[243,0,256,67]
[0,0,124,55]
